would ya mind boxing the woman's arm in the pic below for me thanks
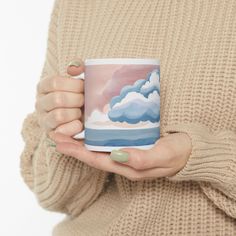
[163,123,236,219]
[20,0,109,217]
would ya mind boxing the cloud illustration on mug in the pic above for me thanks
[108,69,160,124]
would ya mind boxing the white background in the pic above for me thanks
[0,1,64,235]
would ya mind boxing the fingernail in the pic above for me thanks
[110,150,129,162]
[46,137,56,146]
[68,60,81,67]
[48,144,56,147]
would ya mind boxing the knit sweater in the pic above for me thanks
[20,0,236,235]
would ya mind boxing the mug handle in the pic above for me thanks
[71,72,85,139]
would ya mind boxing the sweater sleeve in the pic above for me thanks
[20,0,109,217]
[162,123,236,219]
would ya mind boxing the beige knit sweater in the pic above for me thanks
[20,0,236,235]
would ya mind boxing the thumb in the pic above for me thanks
[110,147,148,167]
[67,58,85,77]
[110,145,162,169]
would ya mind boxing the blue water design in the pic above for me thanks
[85,127,160,146]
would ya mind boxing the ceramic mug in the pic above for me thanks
[73,58,160,152]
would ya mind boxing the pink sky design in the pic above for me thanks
[85,64,159,119]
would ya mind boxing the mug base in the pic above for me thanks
[84,144,155,152]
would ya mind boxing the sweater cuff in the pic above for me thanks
[163,123,236,186]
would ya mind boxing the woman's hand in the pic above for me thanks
[35,59,85,136]
[49,131,192,181]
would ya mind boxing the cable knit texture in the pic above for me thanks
[20,0,236,235]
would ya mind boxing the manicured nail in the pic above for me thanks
[45,137,56,146]
[110,150,129,162]
[48,144,56,147]
[68,60,81,67]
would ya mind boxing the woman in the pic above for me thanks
[20,0,236,235]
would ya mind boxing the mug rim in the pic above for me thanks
[85,58,160,65]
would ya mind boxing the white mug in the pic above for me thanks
[73,58,160,152]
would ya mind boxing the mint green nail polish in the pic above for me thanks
[68,60,81,67]
[110,150,129,162]
[48,144,56,147]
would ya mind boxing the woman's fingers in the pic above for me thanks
[54,119,83,136]
[67,59,85,76]
[49,130,84,146]
[36,91,84,112]
[110,139,173,169]
[110,133,191,171]
[35,58,86,135]
[37,58,85,95]
[41,108,82,130]
[55,142,172,181]
[56,142,133,173]
[37,76,84,95]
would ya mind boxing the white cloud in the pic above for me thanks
[87,109,110,123]
[86,107,159,129]
[113,90,159,109]
[148,90,160,103]
[140,70,160,94]
[113,91,148,108]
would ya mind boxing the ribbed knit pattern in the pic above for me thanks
[20,0,236,235]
